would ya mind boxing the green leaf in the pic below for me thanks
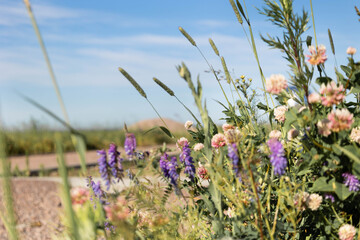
[333,144,360,164]
[311,177,333,192]
[159,126,172,138]
[315,77,332,85]
[257,102,268,111]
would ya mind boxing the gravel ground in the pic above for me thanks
[0,179,64,240]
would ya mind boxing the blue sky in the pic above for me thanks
[1,0,359,129]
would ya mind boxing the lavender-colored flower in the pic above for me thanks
[228,143,240,177]
[87,176,107,205]
[159,153,170,178]
[324,194,335,203]
[124,133,136,159]
[167,156,179,186]
[108,143,124,181]
[267,138,287,176]
[180,143,195,180]
[342,173,360,192]
[97,149,111,190]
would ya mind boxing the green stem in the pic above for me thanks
[146,98,173,137]
[310,0,318,47]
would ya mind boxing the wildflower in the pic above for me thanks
[339,224,357,240]
[319,81,345,106]
[167,156,179,186]
[197,162,209,180]
[328,109,354,132]
[159,153,170,178]
[224,207,235,218]
[294,192,309,211]
[324,194,335,203]
[184,120,193,130]
[176,137,189,150]
[267,138,287,176]
[350,127,360,144]
[347,47,357,55]
[180,143,195,180]
[308,93,321,104]
[269,130,281,139]
[274,106,288,123]
[265,74,288,94]
[211,133,226,148]
[87,177,107,205]
[224,128,241,144]
[124,133,136,159]
[317,119,331,137]
[307,45,327,65]
[228,143,240,177]
[104,196,131,222]
[222,123,235,132]
[306,193,322,211]
[342,173,360,192]
[97,149,111,190]
[70,187,89,205]
[287,129,299,140]
[108,143,124,181]
[193,143,204,151]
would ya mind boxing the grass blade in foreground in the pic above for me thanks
[0,129,19,240]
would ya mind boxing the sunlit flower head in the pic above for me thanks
[294,192,309,211]
[350,127,360,144]
[224,128,241,144]
[193,143,204,151]
[70,187,90,205]
[266,74,288,94]
[269,130,281,140]
[328,109,354,132]
[307,44,327,65]
[222,123,235,132]
[339,224,357,240]
[211,133,226,148]
[223,207,235,218]
[317,119,331,137]
[347,47,357,55]
[319,81,345,106]
[176,137,189,150]
[274,106,288,123]
[308,93,321,104]
[184,120,193,130]
[307,193,322,211]
[197,163,209,180]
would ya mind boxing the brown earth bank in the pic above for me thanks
[0,179,63,240]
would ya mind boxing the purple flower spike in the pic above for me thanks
[228,143,240,177]
[342,173,360,192]
[124,133,137,159]
[87,176,107,205]
[160,153,170,178]
[167,156,179,186]
[108,143,124,181]
[97,149,111,190]
[267,138,287,176]
[180,143,195,181]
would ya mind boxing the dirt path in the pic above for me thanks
[9,144,177,172]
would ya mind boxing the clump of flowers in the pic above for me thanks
[308,92,321,104]
[269,130,281,139]
[104,196,131,222]
[265,74,288,94]
[211,133,226,148]
[350,127,360,144]
[307,44,327,65]
[267,138,287,176]
[319,81,345,106]
[274,106,288,123]
[197,162,209,180]
[70,187,90,205]
[343,173,360,192]
[328,109,354,132]
[338,224,357,240]
[180,143,195,181]
[306,193,322,211]
[184,120,193,130]
[317,119,332,137]
[176,137,189,150]
[193,143,204,151]
[347,47,357,55]
[124,133,137,159]
[167,156,179,186]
